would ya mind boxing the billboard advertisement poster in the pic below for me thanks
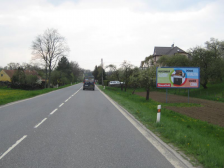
[156,67,200,88]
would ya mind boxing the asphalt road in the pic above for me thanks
[0,84,190,168]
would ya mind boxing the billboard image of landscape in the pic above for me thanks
[156,67,200,88]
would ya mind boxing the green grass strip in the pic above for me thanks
[0,83,80,106]
[99,86,224,168]
[149,82,224,103]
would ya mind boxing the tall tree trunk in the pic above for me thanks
[132,88,136,94]
[45,67,47,88]
[201,83,207,89]
[48,62,52,88]
[146,87,150,100]
[200,79,208,89]
[48,69,52,88]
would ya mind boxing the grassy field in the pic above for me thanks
[151,82,224,102]
[99,86,224,168]
[0,83,79,106]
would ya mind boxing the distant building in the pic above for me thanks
[0,70,15,82]
[140,44,189,68]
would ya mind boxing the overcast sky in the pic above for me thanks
[0,0,223,70]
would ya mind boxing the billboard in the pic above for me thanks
[156,67,200,88]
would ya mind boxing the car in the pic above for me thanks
[109,81,121,86]
[83,77,95,90]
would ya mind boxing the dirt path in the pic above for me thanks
[135,91,224,127]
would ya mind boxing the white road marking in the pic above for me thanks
[34,118,47,128]
[50,109,58,115]
[72,87,82,96]
[65,99,69,102]
[98,86,193,168]
[59,103,64,107]
[0,135,27,160]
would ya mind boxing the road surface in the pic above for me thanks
[0,84,191,168]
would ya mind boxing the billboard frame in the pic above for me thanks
[156,67,200,89]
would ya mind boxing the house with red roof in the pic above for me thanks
[0,69,42,83]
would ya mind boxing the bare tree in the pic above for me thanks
[7,62,21,70]
[32,28,69,88]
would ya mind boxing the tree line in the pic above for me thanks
[92,60,157,100]
[2,57,83,89]
[92,38,224,100]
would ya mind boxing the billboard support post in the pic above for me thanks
[101,59,103,86]
[166,89,168,103]
[188,89,189,103]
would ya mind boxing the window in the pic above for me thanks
[1,74,3,77]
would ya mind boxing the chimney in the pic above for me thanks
[171,44,174,48]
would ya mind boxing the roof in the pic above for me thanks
[3,70,41,79]
[3,70,16,78]
[153,46,187,56]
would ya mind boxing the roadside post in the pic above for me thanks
[157,105,161,123]
[101,58,104,86]
[188,89,189,103]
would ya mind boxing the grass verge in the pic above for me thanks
[0,83,79,106]
[99,86,224,168]
[150,82,224,103]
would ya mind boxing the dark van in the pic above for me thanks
[83,77,95,90]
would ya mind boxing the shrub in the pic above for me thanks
[103,80,109,86]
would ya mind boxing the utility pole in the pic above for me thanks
[101,58,103,86]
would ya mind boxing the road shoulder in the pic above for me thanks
[97,86,200,168]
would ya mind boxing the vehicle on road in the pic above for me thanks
[109,81,125,87]
[83,77,95,90]
[109,81,120,86]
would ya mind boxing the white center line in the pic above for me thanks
[59,103,64,107]
[65,99,69,102]
[73,87,82,96]
[50,109,58,115]
[34,118,47,128]
[0,135,27,160]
